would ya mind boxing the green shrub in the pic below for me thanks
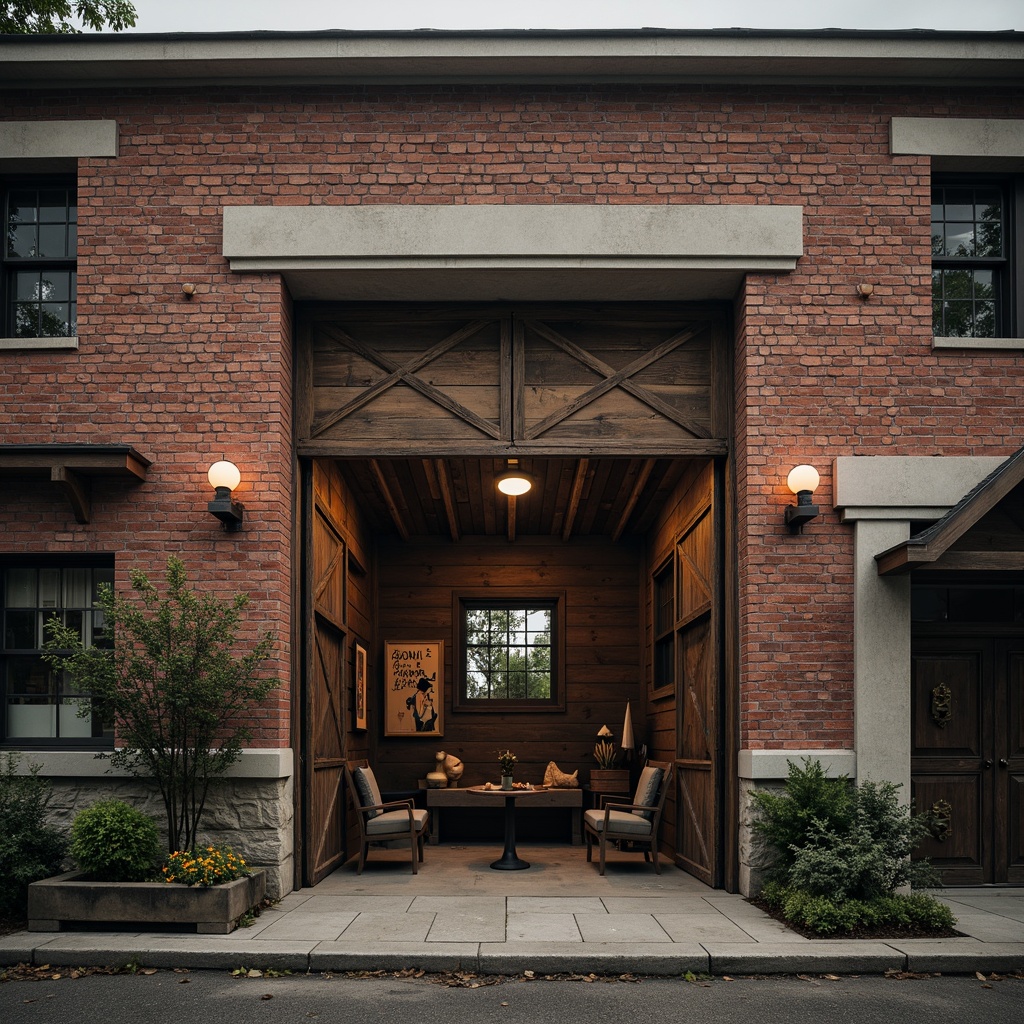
[0,754,68,920]
[70,799,161,882]
[760,882,956,936]
[751,758,939,899]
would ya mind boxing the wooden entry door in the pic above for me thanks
[911,638,1024,884]
[302,480,349,885]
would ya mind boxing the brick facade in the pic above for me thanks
[2,32,1022,891]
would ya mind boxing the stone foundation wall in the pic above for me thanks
[16,750,295,899]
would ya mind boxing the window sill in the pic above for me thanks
[0,336,78,351]
[933,336,1023,350]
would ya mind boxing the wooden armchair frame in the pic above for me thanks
[584,759,674,875]
[344,759,430,874]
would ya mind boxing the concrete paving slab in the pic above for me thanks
[251,911,358,942]
[336,911,436,943]
[704,940,905,976]
[574,913,673,943]
[309,940,479,972]
[941,897,1024,923]
[655,913,757,944]
[427,912,506,942]
[0,933,40,963]
[506,913,583,942]
[478,940,707,976]
[943,913,1024,942]
[297,895,415,914]
[892,939,1024,974]
[507,896,605,914]
[410,896,504,914]
[601,896,720,914]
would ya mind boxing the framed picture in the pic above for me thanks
[353,643,368,732]
[384,640,444,737]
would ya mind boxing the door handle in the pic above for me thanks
[999,759,1009,768]
[983,759,993,769]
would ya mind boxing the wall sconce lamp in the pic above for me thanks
[207,460,244,531]
[785,464,820,534]
[496,459,532,496]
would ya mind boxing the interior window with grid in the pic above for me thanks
[3,184,78,339]
[931,181,1010,339]
[460,600,558,708]
[2,564,113,744]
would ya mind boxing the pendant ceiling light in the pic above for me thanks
[496,459,532,496]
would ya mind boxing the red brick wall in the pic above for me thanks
[3,82,1022,752]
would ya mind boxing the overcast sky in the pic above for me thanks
[122,0,1024,34]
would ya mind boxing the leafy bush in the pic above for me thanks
[0,754,68,920]
[163,845,251,887]
[760,882,956,936]
[751,758,939,900]
[750,758,854,880]
[70,799,161,882]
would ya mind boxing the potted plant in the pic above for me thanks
[28,798,265,935]
[589,726,630,793]
[497,750,517,790]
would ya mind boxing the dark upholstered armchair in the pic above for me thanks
[583,759,674,875]
[344,759,430,874]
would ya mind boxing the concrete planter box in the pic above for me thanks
[28,869,267,935]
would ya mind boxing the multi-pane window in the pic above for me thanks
[653,559,675,691]
[457,597,563,710]
[931,179,1021,339]
[2,564,113,744]
[3,184,78,338]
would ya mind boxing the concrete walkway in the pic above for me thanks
[3,845,1023,976]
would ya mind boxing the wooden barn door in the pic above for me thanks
[674,470,723,886]
[912,637,1024,885]
[302,472,349,885]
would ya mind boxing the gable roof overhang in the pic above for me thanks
[0,28,1023,90]
[875,445,1024,576]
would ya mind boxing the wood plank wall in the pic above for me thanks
[374,534,643,792]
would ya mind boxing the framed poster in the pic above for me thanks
[384,640,444,737]
[353,643,368,732]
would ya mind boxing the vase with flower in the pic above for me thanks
[497,749,517,790]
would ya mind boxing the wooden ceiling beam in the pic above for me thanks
[611,459,655,542]
[369,459,411,542]
[434,459,461,542]
[561,458,589,542]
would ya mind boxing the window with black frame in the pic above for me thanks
[1,563,113,745]
[931,179,1021,340]
[3,183,78,339]
[456,595,564,711]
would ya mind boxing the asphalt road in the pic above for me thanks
[2,969,1024,1024]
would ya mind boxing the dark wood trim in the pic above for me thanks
[297,439,729,458]
[561,458,589,542]
[369,459,411,542]
[611,459,655,542]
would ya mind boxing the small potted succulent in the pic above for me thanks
[497,750,518,790]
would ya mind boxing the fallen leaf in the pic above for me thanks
[261,993,274,1000]
[248,969,263,979]
[824,974,841,981]
[500,1001,509,1007]
[179,978,190,984]
[140,968,157,976]
[976,972,987,981]
[523,970,535,979]
[722,976,734,982]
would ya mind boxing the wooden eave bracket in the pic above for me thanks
[874,444,1024,577]
[0,444,151,524]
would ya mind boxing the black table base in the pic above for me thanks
[490,792,530,870]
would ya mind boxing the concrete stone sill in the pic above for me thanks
[27,868,266,935]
